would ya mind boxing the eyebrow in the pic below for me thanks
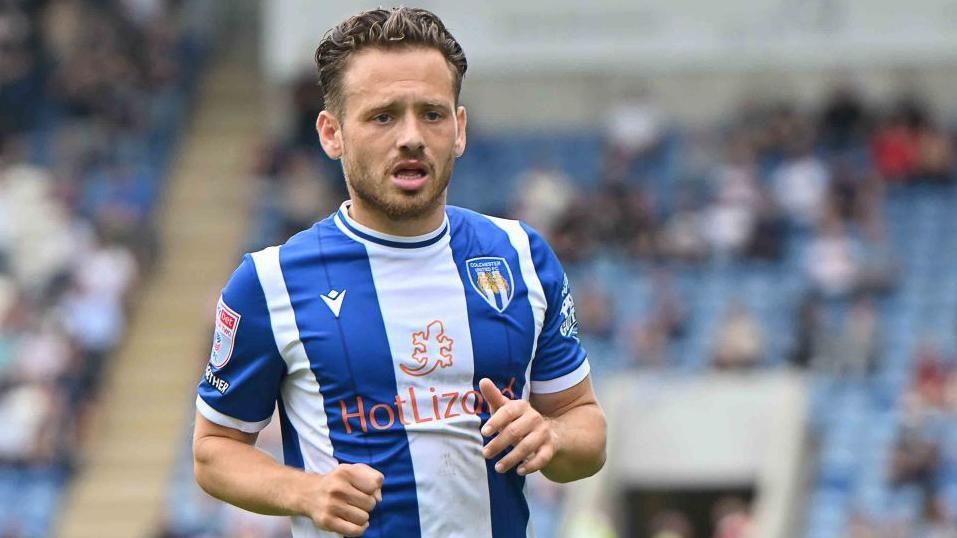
[361,98,452,114]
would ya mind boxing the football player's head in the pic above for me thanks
[315,8,468,222]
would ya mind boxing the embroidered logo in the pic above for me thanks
[466,257,515,313]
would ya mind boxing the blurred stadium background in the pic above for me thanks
[2,0,957,536]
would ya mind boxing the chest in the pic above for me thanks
[286,248,541,404]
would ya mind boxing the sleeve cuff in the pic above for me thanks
[530,358,590,394]
[196,395,272,433]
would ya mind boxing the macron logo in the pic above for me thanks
[321,289,346,318]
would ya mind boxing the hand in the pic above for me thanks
[301,463,384,536]
[479,378,557,476]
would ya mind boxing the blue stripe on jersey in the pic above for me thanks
[278,221,421,538]
[521,223,588,382]
[277,396,304,469]
[447,207,533,538]
[197,254,286,424]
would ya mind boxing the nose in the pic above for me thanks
[397,113,425,154]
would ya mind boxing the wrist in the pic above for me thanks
[284,469,322,517]
[545,417,563,459]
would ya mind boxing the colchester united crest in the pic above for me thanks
[466,257,514,313]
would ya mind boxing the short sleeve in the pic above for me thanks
[523,225,590,394]
[196,254,285,433]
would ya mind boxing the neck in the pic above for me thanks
[347,197,446,237]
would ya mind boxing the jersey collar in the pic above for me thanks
[333,201,450,249]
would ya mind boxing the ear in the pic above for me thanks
[316,110,343,160]
[454,105,467,158]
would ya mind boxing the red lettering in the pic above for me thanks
[340,396,367,434]
[394,394,411,425]
[461,390,483,415]
[442,392,460,419]
[429,387,441,421]
[409,387,432,423]
[369,403,396,430]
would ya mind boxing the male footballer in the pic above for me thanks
[192,7,606,537]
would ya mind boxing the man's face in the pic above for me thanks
[319,46,467,221]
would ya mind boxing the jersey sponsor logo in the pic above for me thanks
[466,257,514,313]
[401,320,454,377]
[210,297,241,369]
[558,274,579,340]
[338,377,517,434]
[204,364,230,394]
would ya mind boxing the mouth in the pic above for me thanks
[390,160,430,191]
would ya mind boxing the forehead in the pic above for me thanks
[341,46,456,109]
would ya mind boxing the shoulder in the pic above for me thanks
[446,205,543,242]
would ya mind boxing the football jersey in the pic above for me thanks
[196,201,589,538]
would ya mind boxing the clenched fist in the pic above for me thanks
[299,463,384,536]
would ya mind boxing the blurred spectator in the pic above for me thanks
[603,91,664,182]
[649,510,694,538]
[704,139,761,258]
[711,496,753,538]
[289,73,326,150]
[574,283,614,341]
[806,212,859,298]
[275,150,338,239]
[816,296,879,379]
[512,164,576,238]
[872,107,920,183]
[916,125,955,184]
[771,135,830,228]
[818,84,869,152]
[659,190,708,263]
[712,302,764,370]
[628,318,670,369]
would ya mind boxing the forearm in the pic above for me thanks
[542,402,606,483]
[193,434,311,516]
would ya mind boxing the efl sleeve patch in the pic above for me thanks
[210,297,241,369]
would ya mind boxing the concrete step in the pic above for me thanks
[56,43,265,538]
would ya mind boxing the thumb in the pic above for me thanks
[479,378,509,413]
[347,463,385,494]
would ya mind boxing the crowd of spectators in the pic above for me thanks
[0,0,206,535]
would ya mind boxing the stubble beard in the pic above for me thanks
[342,150,455,221]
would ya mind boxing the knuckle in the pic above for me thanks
[315,513,334,530]
[505,422,524,439]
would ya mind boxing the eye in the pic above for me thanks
[424,110,443,121]
[372,113,392,124]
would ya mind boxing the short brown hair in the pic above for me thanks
[315,7,467,117]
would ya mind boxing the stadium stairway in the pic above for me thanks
[55,42,264,537]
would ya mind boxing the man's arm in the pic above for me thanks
[192,412,383,536]
[479,376,606,483]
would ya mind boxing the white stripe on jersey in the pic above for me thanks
[360,237,494,538]
[251,246,339,538]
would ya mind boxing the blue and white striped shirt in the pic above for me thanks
[197,201,589,537]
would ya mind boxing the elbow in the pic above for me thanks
[546,410,608,483]
[579,406,608,479]
[192,436,215,495]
